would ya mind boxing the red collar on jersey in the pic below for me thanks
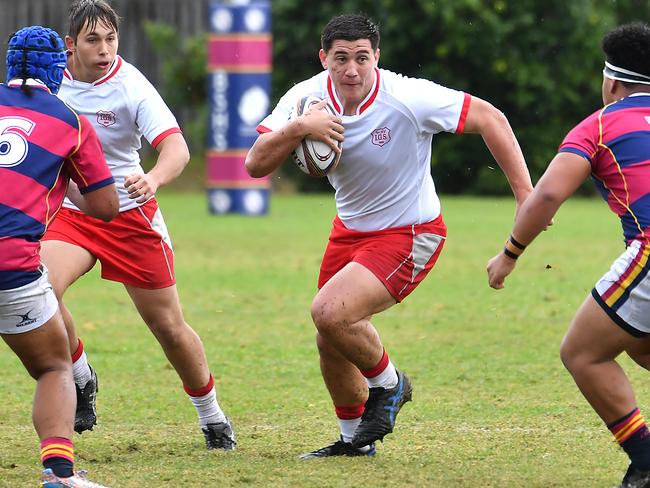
[63,55,123,86]
[327,67,380,116]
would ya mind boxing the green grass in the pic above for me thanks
[0,192,643,487]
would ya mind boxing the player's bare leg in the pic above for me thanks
[125,284,235,449]
[40,241,96,352]
[560,295,650,480]
[125,285,209,385]
[311,263,394,368]
[40,240,99,433]
[317,333,369,407]
[5,312,110,486]
[3,312,75,440]
[301,262,412,457]
[297,333,375,458]
[3,313,77,477]
[561,296,639,421]
[625,336,650,371]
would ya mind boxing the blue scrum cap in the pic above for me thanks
[6,25,67,94]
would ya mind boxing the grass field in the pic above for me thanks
[0,192,644,487]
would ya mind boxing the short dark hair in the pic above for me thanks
[321,14,380,52]
[68,0,120,41]
[602,22,650,86]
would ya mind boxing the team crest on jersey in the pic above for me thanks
[97,110,116,127]
[371,127,391,147]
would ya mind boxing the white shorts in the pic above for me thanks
[0,267,58,335]
[593,239,650,337]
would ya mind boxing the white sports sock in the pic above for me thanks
[72,351,92,387]
[366,360,398,389]
[188,388,227,427]
[339,417,361,444]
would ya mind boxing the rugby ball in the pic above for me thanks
[290,95,342,178]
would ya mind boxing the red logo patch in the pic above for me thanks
[371,127,391,147]
[96,110,116,127]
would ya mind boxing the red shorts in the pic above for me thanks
[318,215,447,301]
[42,198,175,289]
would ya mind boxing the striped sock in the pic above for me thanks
[335,404,365,443]
[40,437,74,478]
[608,407,650,470]
[184,374,227,427]
[360,349,398,389]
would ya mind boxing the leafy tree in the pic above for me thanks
[143,21,208,157]
[142,1,642,195]
[271,0,619,193]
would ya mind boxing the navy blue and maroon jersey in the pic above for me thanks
[559,93,650,244]
[0,79,114,290]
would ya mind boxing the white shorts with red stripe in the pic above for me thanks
[43,198,175,289]
[0,267,58,334]
[592,239,650,337]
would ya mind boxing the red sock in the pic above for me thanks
[71,338,83,362]
[335,404,365,443]
[335,404,365,420]
[183,374,214,397]
[360,349,389,378]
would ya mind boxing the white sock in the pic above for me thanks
[72,351,92,387]
[366,360,398,389]
[339,417,361,444]
[188,388,227,428]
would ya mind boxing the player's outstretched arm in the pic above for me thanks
[125,132,189,203]
[486,152,591,289]
[245,102,343,178]
[463,96,533,210]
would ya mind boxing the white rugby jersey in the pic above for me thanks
[58,55,182,212]
[258,68,470,231]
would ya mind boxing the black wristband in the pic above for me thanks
[503,247,519,260]
[509,235,526,250]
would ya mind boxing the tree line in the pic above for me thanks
[149,0,649,193]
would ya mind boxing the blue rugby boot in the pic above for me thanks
[351,369,412,448]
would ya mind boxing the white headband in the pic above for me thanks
[603,61,650,85]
